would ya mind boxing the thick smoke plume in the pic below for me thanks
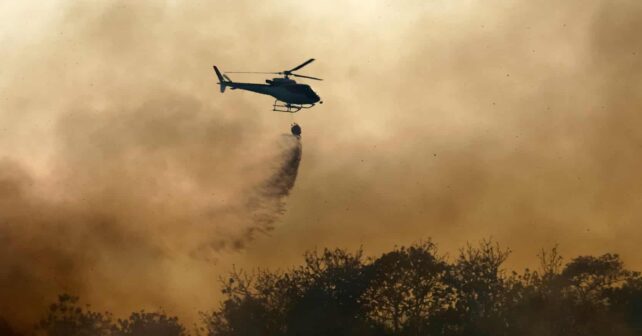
[0,1,313,329]
[0,96,303,329]
[2,0,642,332]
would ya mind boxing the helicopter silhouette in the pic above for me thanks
[213,59,323,113]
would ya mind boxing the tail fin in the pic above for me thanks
[213,66,227,93]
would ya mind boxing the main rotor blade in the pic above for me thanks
[225,71,280,74]
[292,73,323,81]
[288,58,315,72]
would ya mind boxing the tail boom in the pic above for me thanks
[213,66,228,93]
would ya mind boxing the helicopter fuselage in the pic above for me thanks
[223,79,321,105]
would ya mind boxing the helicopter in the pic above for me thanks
[212,58,323,113]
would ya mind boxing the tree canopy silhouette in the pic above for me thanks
[202,240,641,336]
[35,294,186,336]
[2,239,640,335]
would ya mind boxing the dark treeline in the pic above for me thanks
[0,294,188,336]
[3,240,641,335]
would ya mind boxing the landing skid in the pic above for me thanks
[273,100,315,113]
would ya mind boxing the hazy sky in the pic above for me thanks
[1,0,641,328]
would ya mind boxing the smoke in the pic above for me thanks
[0,1,315,329]
[2,0,642,332]
[0,91,303,329]
[238,0,642,276]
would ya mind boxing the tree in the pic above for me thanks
[362,241,451,335]
[283,248,372,336]
[501,246,575,336]
[37,294,113,336]
[115,311,187,336]
[26,241,642,336]
[447,240,511,335]
[558,254,639,336]
[202,248,376,336]
[37,294,187,336]
[606,275,642,335]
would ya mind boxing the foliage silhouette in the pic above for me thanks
[37,294,114,336]
[114,311,187,336]
[35,294,186,336]
[203,240,642,336]
[3,239,640,335]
